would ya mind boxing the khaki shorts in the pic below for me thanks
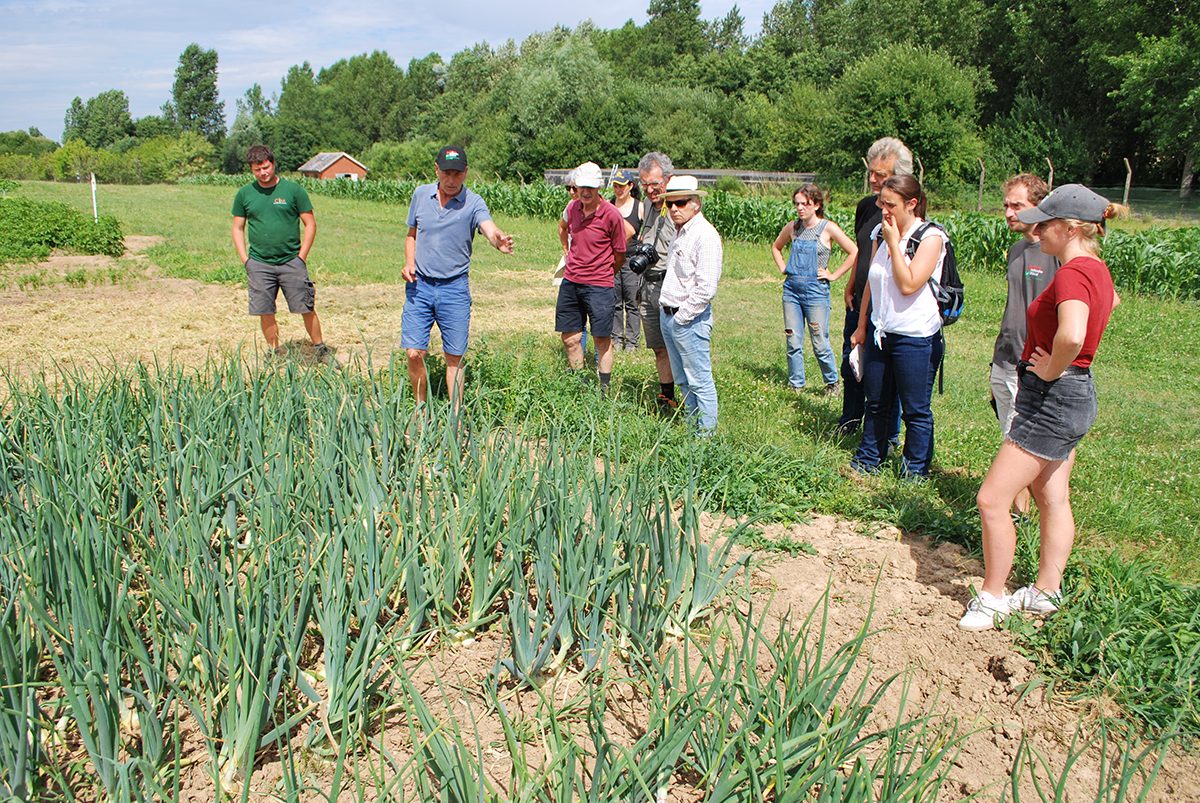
[246,256,315,315]
[637,275,666,349]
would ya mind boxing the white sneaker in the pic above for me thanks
[1012,585,1060,615]
[958,591,1013,631]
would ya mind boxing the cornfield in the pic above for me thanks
[181,175,1200,300]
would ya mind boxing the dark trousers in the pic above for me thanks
[839,305,901,441]
[854,332,944,477]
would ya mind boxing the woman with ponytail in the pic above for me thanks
[850,174,947,478]
[960,184,1126,631]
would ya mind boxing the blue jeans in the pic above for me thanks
[839,305,901,440]
[660,306,718,435]
[782,277,838,388]
[853,331,943,476]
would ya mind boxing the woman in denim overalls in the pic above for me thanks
[770,184,857,393]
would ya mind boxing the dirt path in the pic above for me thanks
[716,513,1200,800]
[10,243,1199,800]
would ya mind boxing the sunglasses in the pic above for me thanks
[665,198,692,209]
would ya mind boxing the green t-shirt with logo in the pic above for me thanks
[231,178,314,265]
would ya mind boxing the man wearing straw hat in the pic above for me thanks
[657,175,722,435]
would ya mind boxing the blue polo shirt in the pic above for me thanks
[406,183,492,280]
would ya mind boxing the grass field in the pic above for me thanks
[18,180,1200,579]
[4,180,1200,798]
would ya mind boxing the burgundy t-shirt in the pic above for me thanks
[1022,256,1115,369]
[564,199,627,287]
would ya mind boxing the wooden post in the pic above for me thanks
[916,156,925,185]
[977,158,986,212]
[1045,157,1055,190]
[862,158,869,195]
[1123,158,1133,206]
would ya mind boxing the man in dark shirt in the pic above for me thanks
[835,137,913,437]
[991,173,1056,513]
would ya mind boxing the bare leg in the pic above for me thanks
[301,311,324,345]
[1014,487,1033,516]
[594,336,614,374]
[259,314,279,349]
[407,348,428,404]
[977,441,1049,597]
[653,347,673,383]
[562,332,584,369]
[444,353,465,410]
[1028,450,1077,593]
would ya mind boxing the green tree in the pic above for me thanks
[274,63,325,169]
[134,114,179,140]
[643,0,707,69]
[0,130,58,156]
[826,44,984,185]
[1110,21,1200,196]
[169,44,226,143]
[983,93,1090,182]
[63,90,134,149]
[318,51,404,152]
[222,110,263,173]
[237,83,275,119]
[63,97,86,142]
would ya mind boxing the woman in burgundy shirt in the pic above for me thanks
[960,185,1125,631]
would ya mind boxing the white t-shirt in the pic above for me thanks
[867,220,946,338]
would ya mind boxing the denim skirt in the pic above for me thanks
[1007,367,1097,461]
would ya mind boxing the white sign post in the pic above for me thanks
[90,173,98,222]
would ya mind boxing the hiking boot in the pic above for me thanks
[958,590,1013,631]
[1011,585,1060,615]
[836,420,860,438]
[312,342,333,363]
[824,382,840,397]
[656,393,678,414]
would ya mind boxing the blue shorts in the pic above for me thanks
[555,279,615,338]
[401,272,471,356]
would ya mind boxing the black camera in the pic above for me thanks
[626,240,659,275]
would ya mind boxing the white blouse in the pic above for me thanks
[867,219,946,338]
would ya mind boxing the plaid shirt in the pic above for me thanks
[659,211,722,324]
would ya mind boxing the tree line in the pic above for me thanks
[3,0,1197,193]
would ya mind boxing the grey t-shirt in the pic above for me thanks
[637,198,676,263]
[992,239,1059,368]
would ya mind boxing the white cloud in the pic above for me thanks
[1,0,774,139]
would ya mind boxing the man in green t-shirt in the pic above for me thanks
[231,144,329,360]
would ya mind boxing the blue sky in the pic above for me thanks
[1,0,775,141]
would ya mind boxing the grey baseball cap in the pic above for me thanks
[1017,183,1109,224]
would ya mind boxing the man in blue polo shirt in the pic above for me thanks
[402,145,514,405]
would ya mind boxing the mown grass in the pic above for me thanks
[15,180,1200,579]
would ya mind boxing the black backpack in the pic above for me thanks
[905,222,964,327]
[903,221,963,393]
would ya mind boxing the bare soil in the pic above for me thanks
[14,242,1200,800]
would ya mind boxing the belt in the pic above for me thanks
[661,305,679,315]
[1017,360,1090,378]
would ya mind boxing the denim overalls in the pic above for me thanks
[782,220,839,388]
